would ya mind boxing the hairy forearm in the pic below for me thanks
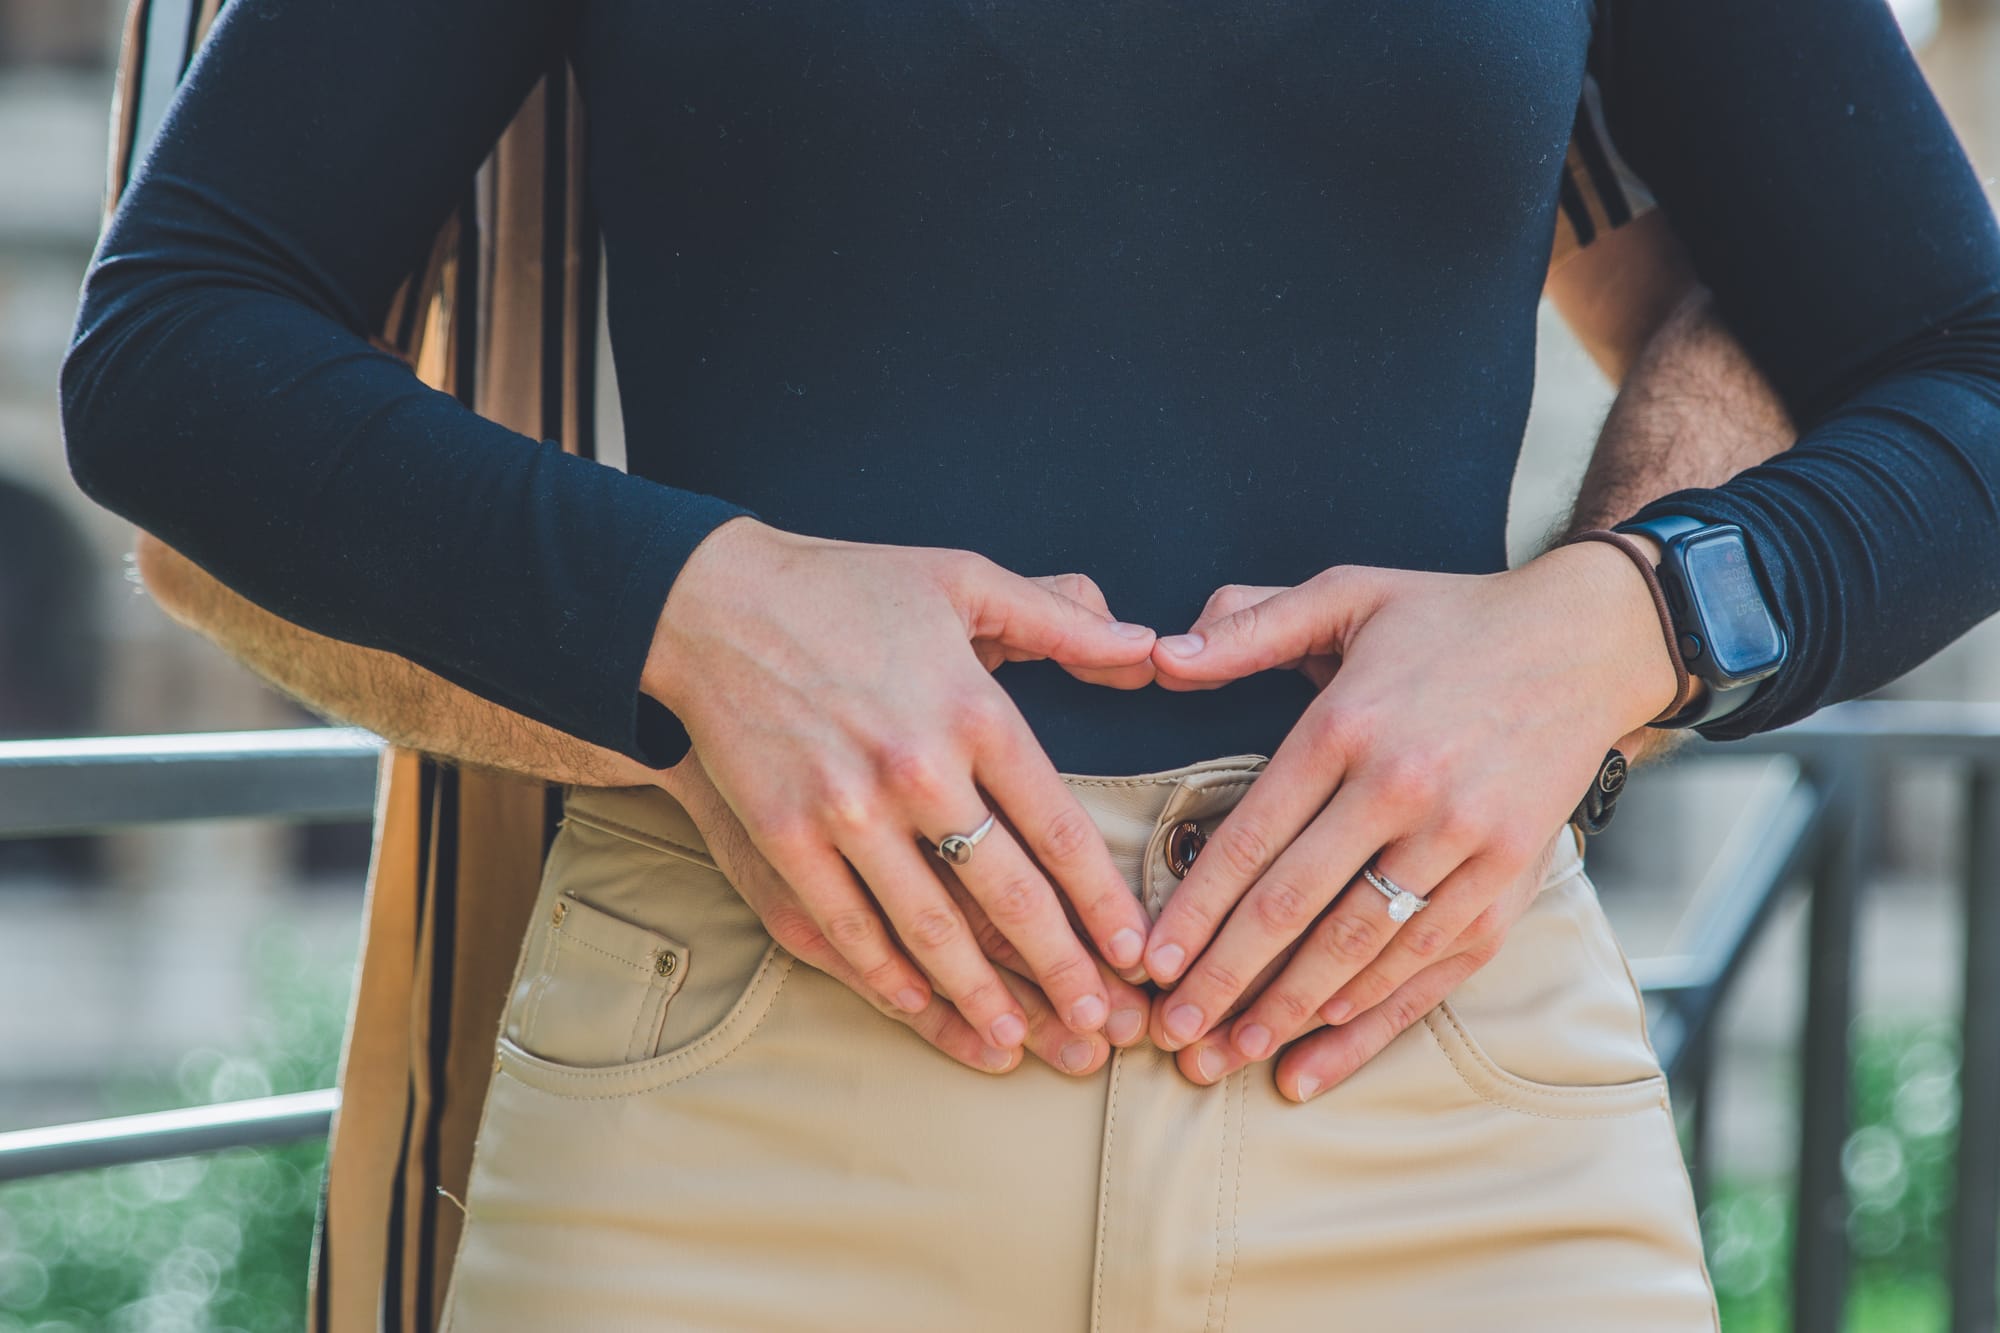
[134,532,659,788]
[1554,289,1795,763]
[1561,289,1795,540]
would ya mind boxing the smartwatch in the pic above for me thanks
[1614,515,1786,729]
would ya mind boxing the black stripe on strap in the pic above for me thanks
[412,765,461,1332]
[1556,165,1596,250]
[1569,100,1633,229]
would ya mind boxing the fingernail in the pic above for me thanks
[1165,1003,1205,1045]
[1111,621,1154,639]
[1148,942,1186,980]
[991,1013,1027,1047]
[1323,999,1353,1025]
[1157,633,1205,657]
[1294,1075,1322,1102]
[1060,1040,1095,1073]
[1107,928,1144,969]
[894,987,927,1015]
[981,1045,1015,1071]
[1234,1023,1272,1060]
[1195,1045,1226,1084]
[1107,1008,1144,1045]
[1070,994,1108,1031]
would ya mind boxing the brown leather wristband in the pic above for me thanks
[1561,528,1693,726]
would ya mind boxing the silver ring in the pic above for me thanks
[1363,866,1429,923]
[935,812,998,866]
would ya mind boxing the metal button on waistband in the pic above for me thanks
[654,951,678,978]
[1166,820,1207,878]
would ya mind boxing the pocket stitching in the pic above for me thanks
[1423,1002,1667,1121]
[497,941,795,1100]
[561,805,717,871]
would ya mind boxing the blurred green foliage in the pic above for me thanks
[0,922,351,1332]
[1707,1020,1964,1331]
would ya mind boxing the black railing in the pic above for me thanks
[0,705,1996,1331]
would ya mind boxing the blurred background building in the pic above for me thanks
[0,0,1995,1328]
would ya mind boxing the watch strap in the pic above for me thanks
[1660,673,1766,730]
[1562,528,1694,726]
[1617,514,1705,548]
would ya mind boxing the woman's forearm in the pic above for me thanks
[133,530,659,789]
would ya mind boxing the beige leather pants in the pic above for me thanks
[440,755,1717,1331]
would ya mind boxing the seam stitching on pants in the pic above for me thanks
[1202,1073,1225,1331]
[561,806,717,868]
[1091,1053,1124,1333]
[1422,1009,1664,1120]
[1219,1073,1243,1330]
[1066,775,1188,789]
[500,948,794,1099]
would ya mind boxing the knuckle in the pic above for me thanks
[1462,939,1501,969]
[1213,820,1275,880]
[982,872,1046,926]
[1373,752,1441,810]
[875,741,949,805]
[903,905,966,952]
[1263,987,1315,1027]
[969,913,1013,961]
[820,785,879,836]
[1382,991,1434,1034]
[1399,919,1453,959]
[1305,705,1362,757]
[1035,950,1094,994]
[952,974,1008,1015]
[1252,879,1316,933]
[1192,958,1247,997]
[1055,572,1101,603]
[823,908,883,950]
[1037,802,1098,864]
[753,812,819,862]
[950,690,1011,744]
[1317,912,1381,963]
[763,905,829,959]
[858,955,910,993]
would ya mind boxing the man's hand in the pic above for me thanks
[1137,547,1677,1069]
[644,518,1159,1056]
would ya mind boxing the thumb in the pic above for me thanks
[967,566,1158,668]
[1153,570,1357,687]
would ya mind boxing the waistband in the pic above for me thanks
[560,752,1583,915]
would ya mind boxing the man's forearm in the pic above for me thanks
[1561,289,1795,540]
[1554,289,1795,762]
[134,532,659,788]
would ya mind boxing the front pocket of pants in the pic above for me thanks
[508,893,690,1068]
[1421,864,1669,1120]
[492,800,793,1098]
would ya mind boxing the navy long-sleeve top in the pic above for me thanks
[60,0,2000,774]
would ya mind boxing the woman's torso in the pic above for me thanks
[573,0,1596,771]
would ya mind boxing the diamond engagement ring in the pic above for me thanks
[934,812,998,866]
[1363,866,1429,923]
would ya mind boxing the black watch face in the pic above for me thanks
[1681,531,1784,681]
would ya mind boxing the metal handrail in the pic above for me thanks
[0,1090,339,1183]
[0,726,382,837]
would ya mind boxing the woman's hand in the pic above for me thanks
[1170,828,1562,1099]
[657,750,1152,1074]
[1138,547,1676,1068]
[642,518,1159,1057]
